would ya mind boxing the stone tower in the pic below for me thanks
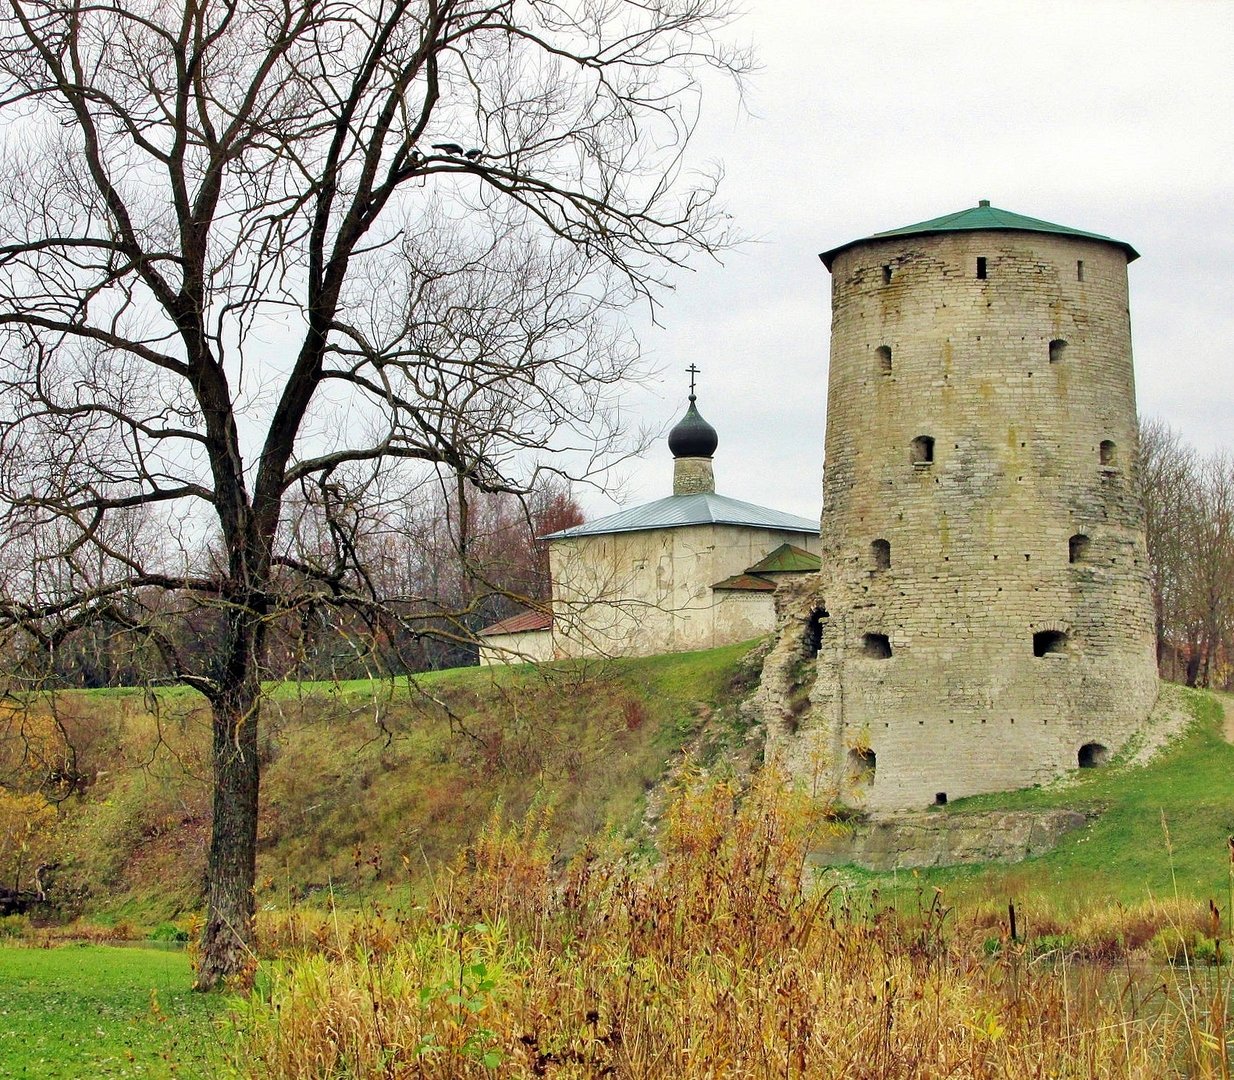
[763,201,1158,810]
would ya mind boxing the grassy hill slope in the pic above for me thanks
[6,643,762,925]
[852,685,1234,913]
[6,648,1234,933]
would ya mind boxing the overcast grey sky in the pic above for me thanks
[586,1,1234,523]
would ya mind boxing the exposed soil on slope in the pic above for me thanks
[1215,690,1234,742]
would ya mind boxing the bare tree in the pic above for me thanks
[0,0,746,987]
[273,470,583,673]
[1139,418,1198,675]
[1183,454,1234,687]
[1139,418,1234,688]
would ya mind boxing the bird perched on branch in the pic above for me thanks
[465,148,483,160]
[431,142,464,156]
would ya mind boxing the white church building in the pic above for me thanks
[478,387,820,663]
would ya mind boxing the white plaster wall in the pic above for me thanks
[550,524,819,657]
[478,629,554,666]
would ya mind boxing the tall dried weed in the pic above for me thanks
[233,767,1231,1078]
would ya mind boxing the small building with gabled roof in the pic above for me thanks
[713,544,821,592]
[476,610,554,665]
[478,390,820,663]
[744,543,822,576]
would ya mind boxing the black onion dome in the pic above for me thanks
[667,395,718,459]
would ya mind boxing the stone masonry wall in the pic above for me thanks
[673,456,716,495]
[762,229,1158,810]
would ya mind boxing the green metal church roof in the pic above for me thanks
[819,200,1139,269]
[745,543,821,574]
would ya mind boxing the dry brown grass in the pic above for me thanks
[231,768,1232,1078]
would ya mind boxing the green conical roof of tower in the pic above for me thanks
[819,200,1139,269]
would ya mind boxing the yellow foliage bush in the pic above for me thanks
[232,767,1232,1078]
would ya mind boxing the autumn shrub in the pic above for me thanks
[232,767,1231,1079]
[0,914,30,939]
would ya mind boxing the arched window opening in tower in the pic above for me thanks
[882,265,892,285]
[1078,742,1109,769]
[911,436,935,465]
[1049,338,1067,364]
[847,747,876,787]
[1069,534,1090,563]
[1100,440,1117,466]
[976,256,987,279]
[871,538,891,571]
[1033,630,1069,657]
[863,633,892,659]
[804,607,828,659]
[876,345,892,374]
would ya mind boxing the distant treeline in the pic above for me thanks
[9,421,1229,693]
[2,481,581,689]
[1140,418,1234,689]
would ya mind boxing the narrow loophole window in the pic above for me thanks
[876,345,892,374]
[911,435,935,465]
[1068,534,1090,563]
[1033,630,1068,657]
[1049,338,1067,364]
[882,264,892,284]
[976,256,987,279]
[804,606,828,659]
[1076,260,1084,282]
[1099,440,1116,466]
[871,538,891,571]
[862,633,892,659]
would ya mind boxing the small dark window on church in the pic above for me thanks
[976,257,987,279]
[876,345,892,373]
[1068,534,1090,563]
[804,606,828,659]
[1100,440,1116,466]
[871,538,891,570]
[1078,742,1108,768]
[1077,260,1084,282]
[911,436,934,465]
[863,633,892,659]
[882,265,892,284]
[1049,338,1067,364]
[1033,630,1068,657]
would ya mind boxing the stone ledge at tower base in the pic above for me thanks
[807,808,1089,872]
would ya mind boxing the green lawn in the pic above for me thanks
[0,946,233,1079]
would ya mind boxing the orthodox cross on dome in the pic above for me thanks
[668,365,718,463]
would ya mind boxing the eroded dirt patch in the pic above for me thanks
[1215,690,1234,743]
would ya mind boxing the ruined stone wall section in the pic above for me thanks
[765,230,1158,810]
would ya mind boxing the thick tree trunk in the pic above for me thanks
[1185,641,1202,688]
[194,686,261,991]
